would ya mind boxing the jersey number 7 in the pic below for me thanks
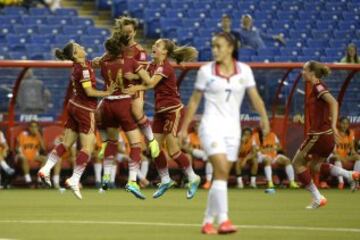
[225,89,232,102]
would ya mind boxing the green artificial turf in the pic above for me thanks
[0,188,359,240]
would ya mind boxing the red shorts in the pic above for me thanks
[65,100,95,134]
[152,107,184,136]
[101,98,137,132]
[299,133,335,159]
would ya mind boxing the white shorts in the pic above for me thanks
[199,125,240,162]
[257,153,286,164]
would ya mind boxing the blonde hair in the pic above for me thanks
[161,39,198,64]
[308,61,331,78]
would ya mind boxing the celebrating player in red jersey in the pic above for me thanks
[38,42,115,199]
[126,39,201,199]
[293,61,359,209]
[99,36,152,199]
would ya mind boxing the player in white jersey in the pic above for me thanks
[179,32,269,235]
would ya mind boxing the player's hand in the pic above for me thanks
[178,129,188,146]
[123,84,137,95]
[124,72,140,80]
[260,116,270,136]
[332,127,341,145]
[107,81,117,94]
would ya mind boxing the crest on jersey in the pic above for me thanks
[83,69,90,79]
[316,84,325,92]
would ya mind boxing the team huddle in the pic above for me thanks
[35,16,359,235]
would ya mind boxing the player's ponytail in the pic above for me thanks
[162,39,198,64]
[308,61,331,79]
[54,42,74,61]
[105,31,130,58]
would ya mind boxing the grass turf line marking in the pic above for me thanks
[0,220,359,233]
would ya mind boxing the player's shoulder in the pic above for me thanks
[236,61,252,73]
[198,62,215,77]
[134,43,145,51]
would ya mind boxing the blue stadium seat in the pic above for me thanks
[187,10,208,19]
[28,52,48,60]
[329,39,349,48]
[54,35,79,45]
[26,44,51,53]
[284,40,304,48]
[38,25,60,35]
[239,48,257,58]
[209,10,230,20]
[298,11,318,21]
[311,30,332,39]
[259,2,279,11]
[315,21,337,30]
[276,11,298,20]
[2,6,26,15]
[144,19,161,38]
[79,36,104,46]
[288,30,310,40]
[176,28,194,44]
[333,30,354,39]
[165,9,186,19]
[251,55,274,62]
[342,13,360,21]
[72,17,94,26]
[96,0,112,10]
[54,8,78,16]
[199,48,211,61]
[182,19,202,29]
[306,39,329,48]
[281,1,302,11]
[204,20,220,29]
[302,48,323,57]
[214,2,234,10]
[47,16,72,25]
[170,0,191,9]
[13,25,37,35]
[62,26,85,35]
[320,12,340,21]
[21,16,47,25]
[6,34,28,45]
[280,48,301,57]
[193,37,211,50]
[86,27,110,37]
[337,21,358,31]
[253,11,274,21]
[271,20,293,30]
[8,52,27,60]
[31,35,54,45]
[29,7,51,15]
[143,9,163,21]
[293,20,313,31]
[274,56,294,62]
[325,49,344,59]
[257,48,280,56]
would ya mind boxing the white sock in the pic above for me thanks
[158,168,171,184]
[129,159,140,182]
[137,169,145,180]
[140,123,154,141]
[211,180,228,224]
[52,175,60,187]
[25,174,32,183]
[306,181,322,201]
[203,185,216,225]
[140,160,149,179]
[334,161,344,183]
[0,160,11,171]
[70,165,86,184]
[329,164,352,181]
[251,176,256,185]
[237,176,243,186]
[110,164,117,183]
[185,165,197,181]
[205,162,213,182]
[42,151,60,173]
[354,160,360,172]
[285,164,295,182]
[94,163,102,183]
[264,165,273,182]
[103,158,113,177]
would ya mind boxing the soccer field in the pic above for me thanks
[0,188,359,240]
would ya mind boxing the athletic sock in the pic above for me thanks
[334,161,344,183]
[297,169,322,201]
[140,159,149,179]
[94,163,102,183]
[205,162,213,182]
[129,147,142,182]
[321,163,352,181]
[70,151,90,184]
[250,176,256,186]
[264,165,273,183]
[137,116,154,141]
[52,175,60,188]
[211,180,229,224]
[285,164,295,181]
[172,151,197,181]
[154,151,170,183]
[110,164,117,184]
[42,144,66,173]
[0,160,11,172]
[25,174,32,183]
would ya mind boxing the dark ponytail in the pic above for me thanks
[105,31,130,58]
[54,42,75,61]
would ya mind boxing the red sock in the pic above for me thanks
[54,143,67,157]
[76,150,90,166]
[154,150,168,170]
[129,146,142,168]
[297,169,312,186]
[320,163,332,177]
[171,151,190,169]
[104,140,118,159]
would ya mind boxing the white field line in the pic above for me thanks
[0,220,359,233]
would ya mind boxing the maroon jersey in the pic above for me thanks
[100,56,142,95]
[147,59,182,112]
[71,61,97,109]
[307,81,332,134]
[124,43,147,61]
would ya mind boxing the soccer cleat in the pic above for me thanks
[268,181,274,189]
[289,181,300,189]
[237,179,244,189]
[202,181,211,190]
[218,220,237,234]
[305,196,327,209]
[186,175,201,199]
[349,171,359,192]
[101,174,111,190]
[153,180,176,199]
[148,139,160,158]
[37,170,52,187]
[125,181,146,200]
[65,178,82,200]
[201,223,218,235]
[98,142,107,160]
[338,182,344,190]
